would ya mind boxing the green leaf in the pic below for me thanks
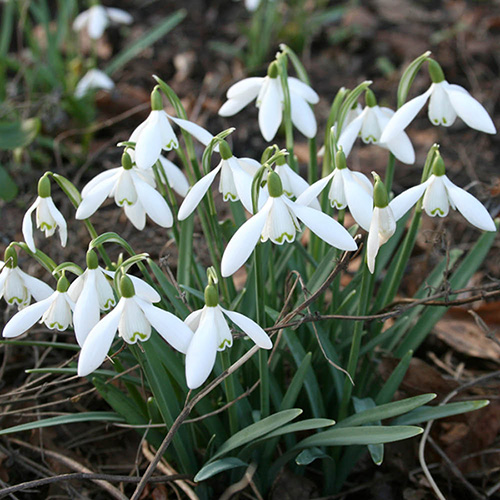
[336,394,436,428]
[353,398,384,466]
[280,352,312,410]
[89,232,135,256]
[392,400,489,425]
[0,118,40,150]
[105,10,186,75]
[0,412,125,436]
[194,457,248,482]
[295,447,331,465]
[397,51,432,108]
[0,165,18,201]
[336,81,372,134]
[0,340,80,351]
[375,350,413,405]
[260,418,335,441]
[52,261,83,277]
[210,409,303,462]
[294,425,423,449]
[52,173,82,206]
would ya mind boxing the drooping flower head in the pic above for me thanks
[78,274,194,377]
[367,173,396,274]
[22,175,68,253]
[130,86,214,170]
[297,149,373,231]
[178,140,259,219]
[381,59,496,143]
[389,153,496,232]
[185,277,272,389]
[219,60,319,141]
[0,247,53,309]
[73,4,132,40]
[339,89,415,164]
[76,151,173,230]
[75,69,114,98]
[3,274,75,339]
[221,171,357,277]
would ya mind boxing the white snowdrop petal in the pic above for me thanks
[135,112,164,170]
[296,173,333,207]
[446,85,497,134]
[219,97,254,117]
[442,176,496,231]
[226,77,264,100]
[137,298,193,354]
[22,199,39,253]
[263,197,298,244]
[81,169,119,197]
[185,308,205,332]
[73,11,90,31]
[338,111,366,157]
[178,164,222,220]
[106,7,133,24]
[351,171,373,195]
[158,156,190,197]
[342,169,374,231]
[380,86,433,143]
[124,202,146,230]
[185,307,218,389]
[360,108,382,143]
[78,300,125,376]
[366,210,380,274]
[221,199,273,277]
[213,306,233,350]
[221,307,272,349]
[288,77,320,104]
[290,93,317,138]
[385,131,416,164]
[45,198,67,247]
[427,82,457,127]
[287,199,358,251]
[169,116,214,147]
[88,5,108,39]
[18,269,53,302]
[389,181,429,221]
[73,271,100,347]
[3,294,56,338]
[228,157,254,213]
[132,173,173,228]
[76,174,118,220]
[118,298,151,343]
[67,274,85,302]
[258,79,283,141]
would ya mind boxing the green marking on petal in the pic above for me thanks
[103,298,116,310]
[431,208,445,216]
[130,331,149,342]
[275,232,295,244]
[219,338,232,349]
[223,192,238,202]
[442,117,447,124]
[39,222,55,231]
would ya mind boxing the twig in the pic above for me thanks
[220,463,261,500]
[7,438,127,500]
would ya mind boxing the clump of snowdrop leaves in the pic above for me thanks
[221,170,357,277]
[130,86,214,170]
[381,59,496,143]
[78,274,193,377]
[390,153,496,232]
[73,4,132,40]
[185,276,272,389]
[76,151,173,230]
[219,59,319,141]
[178,140,259,219]
[338,89,415,165]
[367,173,396,273]
[297,149,373,231]
[3,274,74,339]
[22,175,67,253]
[75,69,115,99]
[0,247,53,309]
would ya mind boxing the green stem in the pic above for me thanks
[338,256,371,421]
[278,54,296,171]
[254,243,269,417]
[220,349,238,435]
[384,153,395,195]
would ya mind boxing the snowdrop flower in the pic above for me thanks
[185,282,272,389]
[390,154,496,232]
[179,141,259,218]
[23,175,67,253]
[78,275,193,376]
[219,61,319,141]
[381,59,496,143]
[297,149,373,231]
[221,172,357,276]
[338,90,415,164]
[0,248,53,309]
[73,5,132,40]
[130,86,214,170]
[66,250,116,347]
[367,174,396,273]
[75,69,114,98]
[3,275,75,338]
[76,151,173,230]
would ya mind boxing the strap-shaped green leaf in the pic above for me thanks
[0,118,40,150]
[194,457,248,482]
[397,51,432,108]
